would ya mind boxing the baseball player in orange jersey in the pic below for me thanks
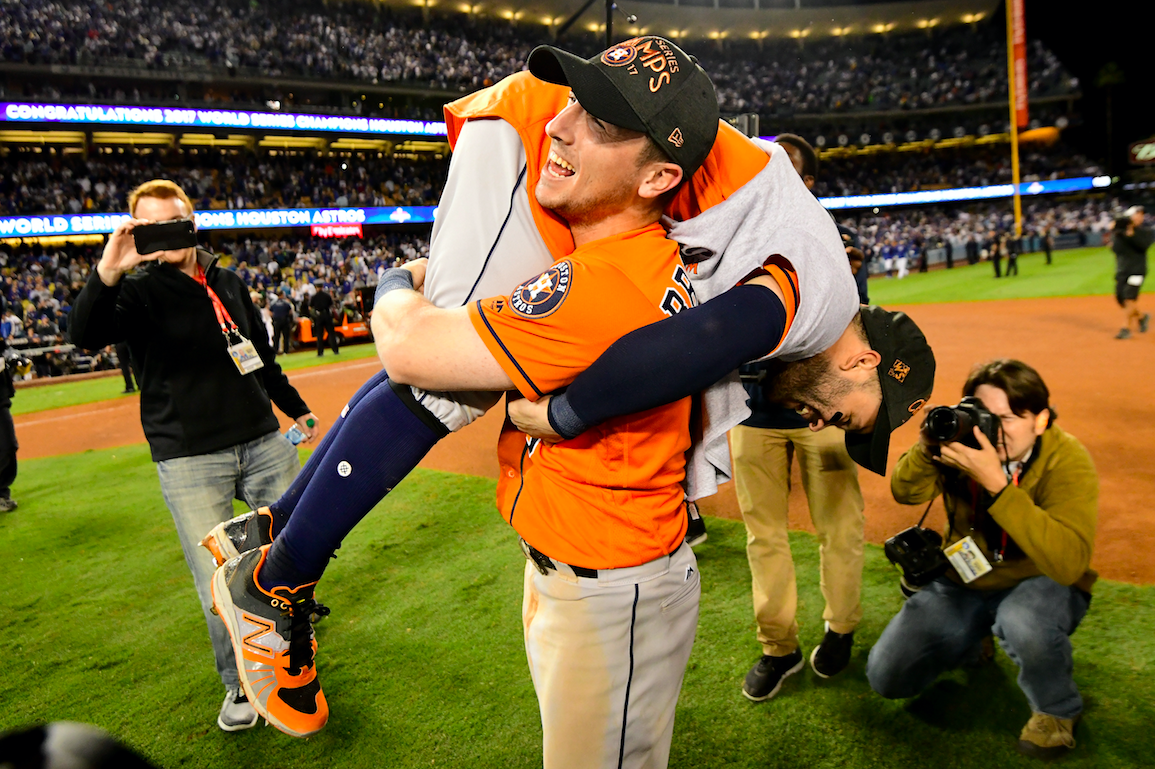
[372,42,727,768]
[207,35,935,755]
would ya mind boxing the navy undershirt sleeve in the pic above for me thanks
[547,284,787,438]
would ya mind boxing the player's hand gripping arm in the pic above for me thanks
[508,278,788,440]
[372,259,516,392]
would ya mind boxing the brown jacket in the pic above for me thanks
[891,425,1098,592]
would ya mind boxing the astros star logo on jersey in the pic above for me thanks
[511,261,572,318]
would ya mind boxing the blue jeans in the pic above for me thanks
[866,575,1091,719]
[156,430,300,691]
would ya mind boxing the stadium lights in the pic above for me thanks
[330,138,391,151]
[258,135,328,150]
[178,133,255,149]
[0,130,86,145]
[962,13,985,23]
[501,10,513,20]
[832,27,851,36]
[92,132,174,146]
[916,19,939,29]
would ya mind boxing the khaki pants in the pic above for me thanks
[731,425,865,656]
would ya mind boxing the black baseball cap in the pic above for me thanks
[527,36,719,177]
[844,306,936,475]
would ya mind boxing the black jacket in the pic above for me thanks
[68,250,309,461]
[309,289,334,320]
[1113,226,1153,278]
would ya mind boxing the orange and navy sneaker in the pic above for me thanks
[210,545,328,738]
[200,508,275,567]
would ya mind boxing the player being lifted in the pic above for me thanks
[207,36,935,768]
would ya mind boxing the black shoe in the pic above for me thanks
[122,388,136,394]
[742,649,804,702]
[685,501,707,548]
[1140,314,1151,333]
[0,497,16,513]
[1116,328,1132,340]
[809,625,854,679]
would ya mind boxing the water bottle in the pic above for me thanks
[285,417,316,445]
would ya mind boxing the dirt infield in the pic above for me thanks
[15,294,1154,584]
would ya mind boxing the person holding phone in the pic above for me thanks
[67,179,321,733]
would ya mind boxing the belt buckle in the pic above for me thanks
[519,538,549,575]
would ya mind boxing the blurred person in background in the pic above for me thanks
[0,294,19,513]
[114,340,138,394]
[1111,206,1152,340]
[67,179,320,732]
[270,288,296,355]
[309,282,340,356]
[734,133,868,702]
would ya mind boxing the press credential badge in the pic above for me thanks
[227,337,264,375]
[943,536,993,583]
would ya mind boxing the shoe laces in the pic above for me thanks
[284,597,319,676]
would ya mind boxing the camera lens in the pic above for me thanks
[923,406,960,442]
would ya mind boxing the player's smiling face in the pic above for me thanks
[536,93,652,230]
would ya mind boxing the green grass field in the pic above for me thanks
[868,247,1115,306]
[3,446,1151,768]
[13,342,380,416]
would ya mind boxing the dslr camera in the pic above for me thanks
[884,526,949,593]
[921,396,1000,451]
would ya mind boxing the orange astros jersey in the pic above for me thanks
[468,223,695,569]
[444,72,771,258]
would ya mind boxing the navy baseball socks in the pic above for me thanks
[200,370,392,566]
[211,374,446,736]
[262,375,447,589]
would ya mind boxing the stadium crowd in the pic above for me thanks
[1,196,1119,377]
[0,230,428,375]
[1,152,447,216]
[2,0,1077,114]
[4,142,1100,217]
[813,144,1103,198]
[706,26,1075,115]
[844,198,1119,276]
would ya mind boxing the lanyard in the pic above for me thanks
[966,466,1020,563]
[193,264,240,338]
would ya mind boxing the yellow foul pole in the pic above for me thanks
[1006,0,1022,238]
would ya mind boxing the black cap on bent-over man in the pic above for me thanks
[845,306,936,476]
[527,36,719,177]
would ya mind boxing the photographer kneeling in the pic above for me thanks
[865,359,1098,759]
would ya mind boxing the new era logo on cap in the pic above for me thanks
[668,128,684,148]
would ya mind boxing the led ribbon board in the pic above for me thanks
[1,102,447,137]
[818,176,1112,210]
[0,177,1113,236]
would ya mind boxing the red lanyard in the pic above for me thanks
[998,467,1021,557]
[193,264,240,337]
